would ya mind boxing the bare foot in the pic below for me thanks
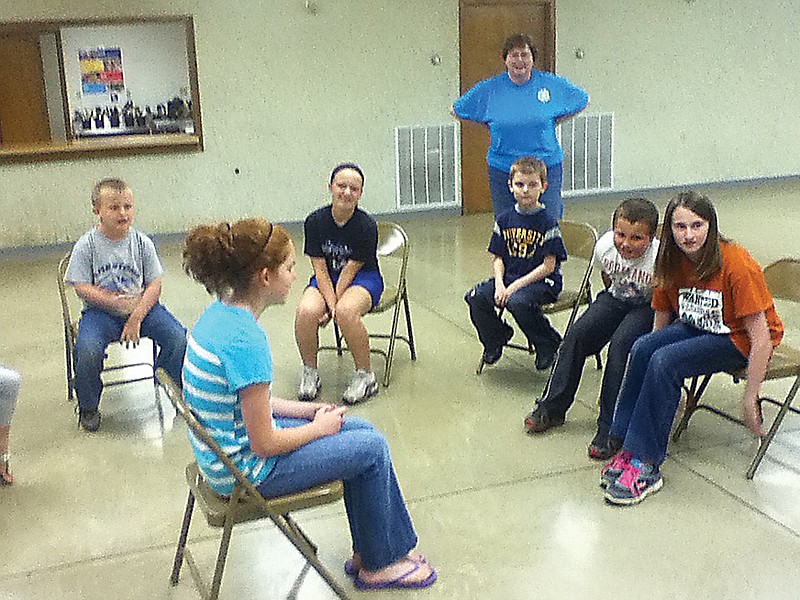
[349,550,427,574]
[358,554,435,586]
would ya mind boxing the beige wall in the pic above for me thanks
[0,1,460,247]
[557,0,800,189]
[0,0,797,247]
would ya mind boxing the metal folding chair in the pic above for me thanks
[476,220,603,374]
[672,258,800,478]
[57,251,161,417]
[323,222,416,387]
[157,369,349,600]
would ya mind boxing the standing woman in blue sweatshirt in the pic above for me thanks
[453,33,589,221]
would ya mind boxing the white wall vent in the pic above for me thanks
[558,112,614,195]
[395,123,459,210]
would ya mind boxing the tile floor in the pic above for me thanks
[2,178,800,599]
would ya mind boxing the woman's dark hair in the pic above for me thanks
[612,197,659,237]
[329,162,364,187]
[183,218,292,296]
[502,33,537,61]
[654,190,725,287]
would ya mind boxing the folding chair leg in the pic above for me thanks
[154,380,166,432]
[283,514,318,556]
[267,514,351,599]
[65,335,75,401]
[403,292,416,361]
[382,299,403,387]
[170,490,195,586]
[333,322,344,356]
[287,562,313,600]
[208,495,240,600]
[672,375,712,442]
[476,356,487,375]
[746,377,800,479]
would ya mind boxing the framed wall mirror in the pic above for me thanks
[0,15,203,163]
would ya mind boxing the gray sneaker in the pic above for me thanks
[604,458,663,505]
[342,370,379,405]
[298,365,321,401]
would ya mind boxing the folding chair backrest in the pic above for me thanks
[161,369,340,510]
[549,220,598,326]
[558,220,597,262]
[374,222,409,312]
[763,258,800,303]
[157,368,258,497]
[377,222,408,259]
[58,252,78,341]
[475,219,600,374]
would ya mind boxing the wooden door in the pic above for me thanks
[459,0,555,214]
[0,32,51,146]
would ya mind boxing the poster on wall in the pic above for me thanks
[79,47,125,95]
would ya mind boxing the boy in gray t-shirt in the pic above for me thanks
[65,179,186,432]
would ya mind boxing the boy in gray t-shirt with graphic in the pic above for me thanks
[65,179,186,432]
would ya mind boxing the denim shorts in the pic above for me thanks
[309,269,384,309]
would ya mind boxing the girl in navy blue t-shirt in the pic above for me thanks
[295,164,384,405]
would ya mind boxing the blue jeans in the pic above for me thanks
[489,163,564,222]
[537,291,654,435]
[73,303,187,412]
[465,278,562,354]
[609,322,747,465]
[256,417,417,571]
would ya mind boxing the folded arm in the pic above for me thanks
[241,383,345,457]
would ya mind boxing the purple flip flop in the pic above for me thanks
[344,559,358,577]
[345,554,429,578]
[353,561,437,590]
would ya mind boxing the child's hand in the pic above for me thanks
[121,316,142,345]
[114,293,141,316]
[743,397,765,437]
[307,402,345,420]
[494,284,509,307]
[312,404,346,436]
[318,309,333,327]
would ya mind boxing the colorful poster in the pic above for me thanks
[79,47,124,95]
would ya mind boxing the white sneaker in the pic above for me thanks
[298,365,321,401]
[342,370,379,405]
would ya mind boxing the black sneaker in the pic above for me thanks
[524,405,565,434]
[79,409,101,432]
[588,433,623,461]
[482,324,514,365]
[534,346,558,371]
[482,345,504,365]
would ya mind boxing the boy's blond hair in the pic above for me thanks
[509,157,547,186]
[91,178,130,208]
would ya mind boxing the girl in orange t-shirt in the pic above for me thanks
[601,191,783,506]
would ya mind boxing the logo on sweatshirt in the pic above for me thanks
[537,88,551,103]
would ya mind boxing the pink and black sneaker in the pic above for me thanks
[604,458,663,505]
[599,450,631,489]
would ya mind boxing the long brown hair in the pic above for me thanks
[183,218,291,296]
[654,191,725,287]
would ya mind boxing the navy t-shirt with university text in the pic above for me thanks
[488,204,567,288]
